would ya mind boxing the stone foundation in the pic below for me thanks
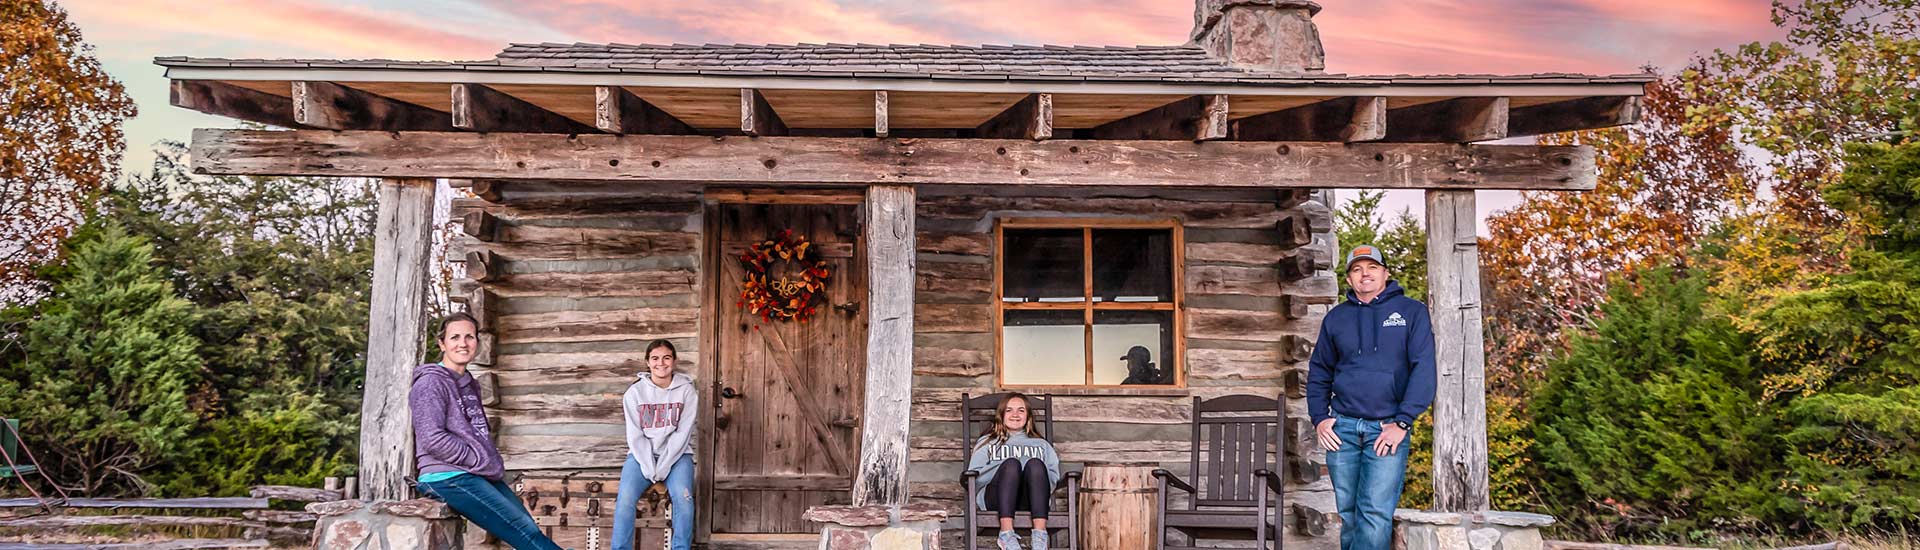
[802,502,949,550]
[1393,509,1552,550]
[309,499,463,550]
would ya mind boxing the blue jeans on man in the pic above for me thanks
[1325,413,1410,550]
[417,474,563,550]
[614,453,695,550]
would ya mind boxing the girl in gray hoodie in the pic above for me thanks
[613,339,698,550]
[966,393,1063,550]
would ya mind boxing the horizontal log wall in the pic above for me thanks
[451,183,705,473]
[907,186,1340,548]
[454,183,1340,547]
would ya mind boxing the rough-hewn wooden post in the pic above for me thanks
[359,177,437,501]
[1424,189,1490,512]
[853,185,915,506]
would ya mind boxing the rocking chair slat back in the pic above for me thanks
[1185,394,1285,508]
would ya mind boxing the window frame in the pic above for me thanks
[993,217,1186,390]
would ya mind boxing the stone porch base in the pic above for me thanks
[1394,509,1553,550]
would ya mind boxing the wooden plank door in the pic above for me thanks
[705,202,866,534]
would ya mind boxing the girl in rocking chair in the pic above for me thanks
[966,393,1063,550]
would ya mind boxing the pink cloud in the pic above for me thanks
[68,0,501,60]
[73,0,1782,78]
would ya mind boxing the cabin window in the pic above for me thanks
[996,220,1182,388]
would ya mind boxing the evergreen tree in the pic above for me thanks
[0,225,204,494]
[107,144,372,495]
[1734,136,1920,534]
[1531,268,1778,540]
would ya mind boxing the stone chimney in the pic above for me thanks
[1191,0,1325,73]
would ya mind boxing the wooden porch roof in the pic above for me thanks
[156,42,1650,142]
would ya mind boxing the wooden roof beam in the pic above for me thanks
[1088,95,1229,141]
[1508,96,1642,137]
[1232,96,1386,142]
[191,129,1599,191]
[294,81,453,131]
[171,80,299,129]
[874,91,890,138]
[596,86,697,135]
[1384,97,1509,143]
[452,83,597,134]
[741,89,788,136]
[975,93,1052,140]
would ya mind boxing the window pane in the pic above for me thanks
[1092,310,1175,385]
[1002,229,1084,302]
[1003,309,1087,385]
[1091,229,1172,302]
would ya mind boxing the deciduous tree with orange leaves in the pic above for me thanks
[1482,72,1756,396]
[0,0,137,305]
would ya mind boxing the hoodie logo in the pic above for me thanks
[987,444,1048,462]
[636,403,683,428]
[1382,312,1408,327]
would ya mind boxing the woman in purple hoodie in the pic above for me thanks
[409,312,562,550]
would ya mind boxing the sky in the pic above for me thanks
[61,0,1789,230]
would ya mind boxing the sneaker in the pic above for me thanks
[1030,530,1050,550]
[996,530,1020,550]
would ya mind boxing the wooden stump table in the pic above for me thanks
[1079,462,1158,550]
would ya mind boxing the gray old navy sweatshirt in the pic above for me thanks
[965,432,1062,510]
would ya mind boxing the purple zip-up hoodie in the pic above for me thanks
[410,363,506,481]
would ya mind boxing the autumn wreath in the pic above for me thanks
[737,229,833,324]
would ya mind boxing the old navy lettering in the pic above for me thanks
[987,444,1047,462]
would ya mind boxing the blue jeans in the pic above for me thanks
[615,454,694,550]
[1325,414,1410,550]
[417,474,563,550]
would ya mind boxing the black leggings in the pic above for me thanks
[984,458,1051,520]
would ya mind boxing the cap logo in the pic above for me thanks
[1356,246,1374,255]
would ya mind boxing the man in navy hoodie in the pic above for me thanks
[1305,245,1437,550]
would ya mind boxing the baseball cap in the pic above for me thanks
[1344,245,1386,269]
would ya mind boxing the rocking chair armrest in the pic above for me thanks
[1254,469,1284,495]
[1152,469,1196,495]
[1057,470,1081,495]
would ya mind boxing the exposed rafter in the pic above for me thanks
[1089,95,1230,141]
[741,89,789,136]
[294,81,453,131]
[451,83,596,134]
[1509,96,1642,137]
[171,80,299,128]
[1232,96,1386,142]
[595,86,698,135]
[874,91,890,138]
[975,93,1052,140]
[1384,97,1509,143]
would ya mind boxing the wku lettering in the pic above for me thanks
[636,403,683,428]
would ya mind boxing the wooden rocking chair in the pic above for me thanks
[959,393,1081,550]
[1152,394,1287,550]
[1,418,38,479]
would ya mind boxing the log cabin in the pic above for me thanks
[157,1,1648,548]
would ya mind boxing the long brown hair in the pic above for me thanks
[975,393,1043,450]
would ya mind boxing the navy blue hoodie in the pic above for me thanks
[1304,280,1437,426]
